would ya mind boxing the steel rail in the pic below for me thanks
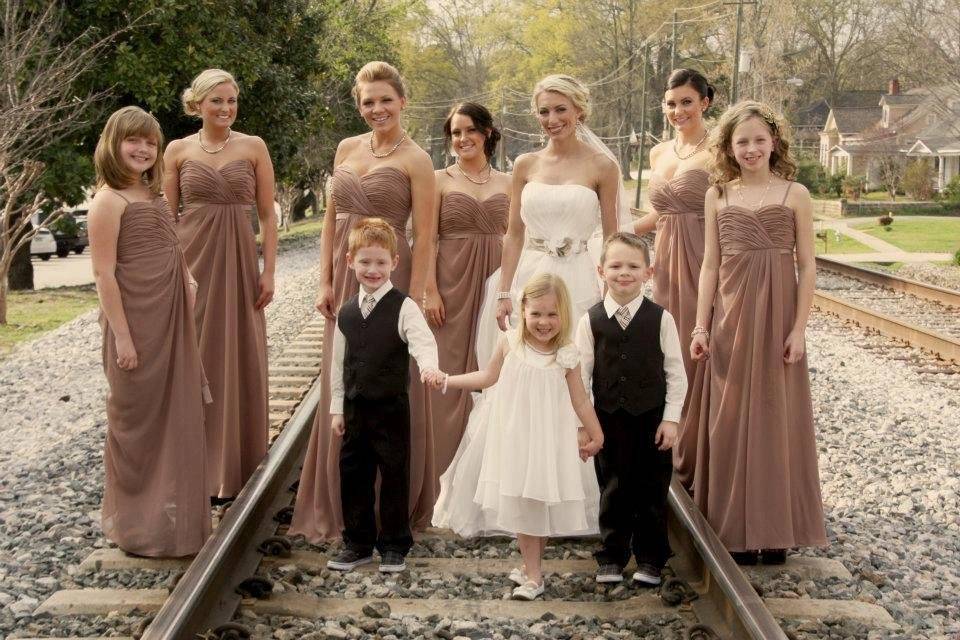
[815,257,960,308]
[813,290,960,363]
[668,479,789,640]
[143,379,322,639]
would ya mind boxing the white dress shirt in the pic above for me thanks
[575,293,688,423]
[330,281,439,415]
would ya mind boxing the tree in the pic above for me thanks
[871,154,906,200]
[0,0,118,322]
[903,159,935,200]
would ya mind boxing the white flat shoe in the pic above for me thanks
[511,580,545,601]
[508,567,527,586]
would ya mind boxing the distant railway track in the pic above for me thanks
[814,257,960,364]
[27,314,896,640]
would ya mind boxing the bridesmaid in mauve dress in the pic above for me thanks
[689,102,826,563]
[633,69,715,487]
[89,107,210,557]
[164,69,277,500]
[422,102,510,477]
[291,61,437,543]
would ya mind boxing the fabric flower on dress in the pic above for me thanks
[555,343,580,370]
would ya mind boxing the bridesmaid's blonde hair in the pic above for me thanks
[352,61,408,105]
[94,106,164,194]
[531,74,591,122]
[182,69,239,117]
[709,100,797,194]
[348,217,398,257]
[518,273,573,352]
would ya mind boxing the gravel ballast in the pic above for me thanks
[1,244,958,639]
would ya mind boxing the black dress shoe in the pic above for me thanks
[760,548,787,565]
[730,550,759,565]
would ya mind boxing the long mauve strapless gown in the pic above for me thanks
[648,169,708,487]
[689,184,827,552]
[291,166,436,543]
[430,191,508,477]
[100,196,211,557]
[176,159,269,498]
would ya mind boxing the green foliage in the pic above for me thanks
[43,0,399,203]
[903,159,936,200]
[941,175,960,204]
[796,155,827,193]
[953,248,960,266]
[825,171,845,198]
[842,174,865,200]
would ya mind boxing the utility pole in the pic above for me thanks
[634,43,650,210]
[670,9,678,70]
[498,87,506,171]
[726,0,756,103]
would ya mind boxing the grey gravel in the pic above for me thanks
[0,245,320,637]
[871,262,960,292]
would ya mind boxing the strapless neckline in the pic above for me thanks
[444,191,509,205]
[337,165,408,181]
[181,158,253,174]
[524,181,598,201]
[651,168,709,184]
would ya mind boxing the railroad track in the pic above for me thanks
[24,316,895,640]
[814,257,960,365]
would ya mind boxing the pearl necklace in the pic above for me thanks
[456,159,491,185]
[369,131,407,158]
[737,176,774,211]
[673,130,708,160]
[198,128,231,154]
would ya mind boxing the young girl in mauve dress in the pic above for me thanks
[429,273,604,601]
[689,101,827,565]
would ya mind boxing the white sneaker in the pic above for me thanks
[632,563,662,586]
[508,567,527,586]
[511,580,545,600]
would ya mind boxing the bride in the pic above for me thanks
[475,74,623,366]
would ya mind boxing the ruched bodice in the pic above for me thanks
[521,182,599,245]
[332,166,412,235]
[717,205,796,255]
[179,159,255,206]
[438,192,508,236]
[649,169,709,217]
[115,199,179,262]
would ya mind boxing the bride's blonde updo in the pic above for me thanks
[352,61,408,104]
[181,69,239,118]
[531,74,591,122]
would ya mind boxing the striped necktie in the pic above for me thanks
[616,305,631,330]
[362,294,376,318]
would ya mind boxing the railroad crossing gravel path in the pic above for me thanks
[0,244,958,639]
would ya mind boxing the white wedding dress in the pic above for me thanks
[432,331,600,537]
[475,182,603,367]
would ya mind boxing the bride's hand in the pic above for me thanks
[496,297,513,331]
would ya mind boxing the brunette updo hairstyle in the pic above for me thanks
[665,68,715,106]
[352,61,408,105]
[443,102,501,159]
[181,69,239,117]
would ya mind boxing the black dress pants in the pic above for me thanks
[593,405,672,569]
[340,395,412,556]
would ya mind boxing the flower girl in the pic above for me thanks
[429,273,604,600]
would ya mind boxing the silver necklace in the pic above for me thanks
[198,128,231,154]
[673,130,708,160]
[456,159,491,185]
[369,131,407,158]
[737,176,774,211]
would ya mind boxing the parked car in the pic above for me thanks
[30,228,56,261]
[50,212,89,257]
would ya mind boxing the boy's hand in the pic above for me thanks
[421,369,445,389]
[331,414,345,437]
[579,437,602,462]
[577,428,590,449]
[655,420,679,451]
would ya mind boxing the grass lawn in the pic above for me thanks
[274,217,323,249]
[852,218,960,253]
[0,285,99,357]
[815,230,875,255]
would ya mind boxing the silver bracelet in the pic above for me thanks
[441,372,449,394]
[495,291,511,300]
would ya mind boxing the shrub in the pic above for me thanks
[941,175,960,204]
[903,159,935,200]
[954,248,960,266]
[826,171,845,198]
[796,156,827,194]
[842,174,865,200]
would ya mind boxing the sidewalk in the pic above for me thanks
[817,219,902,253]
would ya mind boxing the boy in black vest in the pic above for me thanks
[325,218,439,574]
[575,232,688,585]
